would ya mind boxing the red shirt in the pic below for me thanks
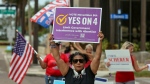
[44,53,68,76]
[115,55,134,82]
[65,53,71,59]
[84,60,92,68]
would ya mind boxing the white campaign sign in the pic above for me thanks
[105,50,134,71]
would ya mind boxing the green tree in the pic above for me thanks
[2,0,27,36]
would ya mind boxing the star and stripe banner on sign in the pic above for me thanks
[8,31,34,84]
[30,0,70,28]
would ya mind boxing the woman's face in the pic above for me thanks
[127,45,134,53]
[85,47,93,54]
[72,55,86,72]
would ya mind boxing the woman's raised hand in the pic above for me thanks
[98,31,104,41]
[48,34,54,41]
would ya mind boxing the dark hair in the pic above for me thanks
[55,42,61,46]
[69,52,89,64]
[64,46,71,54]
[56,43,60,46]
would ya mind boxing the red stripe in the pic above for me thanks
[31,4,56,22]
[8,54,20,78]
[15,44,32,83]
[12,44,29,81]
[30,8,47,22]
[31,0,69,23]
[8,43,34,84]
[19,48,34,84]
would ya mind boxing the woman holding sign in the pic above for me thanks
[36,41,68,84]
[49,31,104,84]
[106,41,149,84]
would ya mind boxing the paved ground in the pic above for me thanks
[0,49,45,84]
[1,46,150,84]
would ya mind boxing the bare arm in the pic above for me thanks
[49,34,69,76]
[132,55,148,72]
[76,42,83,50]
[73,42,93,60]
[36,54,47,69]
[90,32,104,74]
[73,42,85,53]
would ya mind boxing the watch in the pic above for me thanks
[50,44,57,48]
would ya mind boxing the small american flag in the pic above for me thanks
[8,32,34,84]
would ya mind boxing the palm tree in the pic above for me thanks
[33,0,39,64]
[141,0,146,51]
[2,0,39,64]
[2,0,27,36]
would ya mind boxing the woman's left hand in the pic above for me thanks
[48,34,54,41]
[48,34,56,46]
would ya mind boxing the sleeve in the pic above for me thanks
[43,54,49,63]
[61,53,69,63]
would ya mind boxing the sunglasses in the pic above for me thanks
[56,43,61,46]
[72,59,85,64]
